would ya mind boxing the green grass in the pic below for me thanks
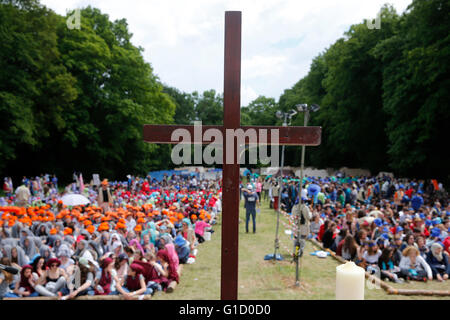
[153,199,450,300]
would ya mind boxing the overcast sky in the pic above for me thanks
[41,0,412,106]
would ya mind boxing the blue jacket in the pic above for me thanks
[411,195,424,211]
[425,251,450,276]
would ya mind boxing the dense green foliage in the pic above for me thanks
[1,0,448,183]
[277,1,449,181]
[0,0,175,181]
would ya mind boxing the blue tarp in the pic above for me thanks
[147,170,185,182]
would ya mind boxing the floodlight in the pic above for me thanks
[296,104,308,112]
[276,111,283,119]
[310,104,320,112]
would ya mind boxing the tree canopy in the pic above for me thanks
[278,1,449,182]
[0,0,448,183]
[0,0,175,181]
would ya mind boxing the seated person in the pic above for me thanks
[322,222,337,252]
[378,247,403,283]
[174,235,190,264]
[115,263,152,299]
[399,246,432,282]
[4,261,33,299]
[336,235,358,262]
[61,257,97,299]
[425,243,449,282]
[360,241,381,274]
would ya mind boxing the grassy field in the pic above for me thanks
[153,199,450,300]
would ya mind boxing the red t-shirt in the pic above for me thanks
[443,237,450,255]
[318,224,326,241]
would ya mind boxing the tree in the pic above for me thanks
[0,0,78,175]
[241,96,278,126]
[278,5,400,173]
[0,2,176,182]
[374,0,450,180]
[192,89,223,125]
[162,85,196,125]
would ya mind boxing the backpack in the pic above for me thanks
[300,206,306,225]
[300,214,305,225]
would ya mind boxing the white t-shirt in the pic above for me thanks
[363,250,382,264]
[301,188,308,200]
[110,268,118,292]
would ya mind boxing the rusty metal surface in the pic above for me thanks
[143,124,321,146]
[221,11,241,301]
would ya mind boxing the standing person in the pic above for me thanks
[293,201,312,240]
[15,184,31,207]
[272,182,280,211]
[288,181,298,212]
[255,179,262,201]
[52,175,58,190]
[97,179,113,213]
[241,185,260,234]
[3,178,12,198]
[262,178,270,201]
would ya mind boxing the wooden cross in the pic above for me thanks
[143,11,321,300]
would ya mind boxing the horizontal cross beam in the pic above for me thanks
[143,124,322,146]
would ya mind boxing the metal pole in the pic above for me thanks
[295,109,309,286]
[273,114,287,260]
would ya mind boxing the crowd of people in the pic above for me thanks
[0,173,221,299]
[261,173,450,284]
[2,170,449,299]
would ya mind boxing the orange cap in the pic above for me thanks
[137,217,145,224]
[86,225,95,234]
[84,220,92,226]
[115,222,126,230]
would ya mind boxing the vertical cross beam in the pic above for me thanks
[221,11,241,300]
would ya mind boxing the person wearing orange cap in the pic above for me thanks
[98,179,113,213]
